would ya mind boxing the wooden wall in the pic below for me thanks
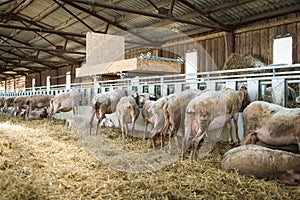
[160,11,300,72]
[235,12,300,65]
[25,11,300,87]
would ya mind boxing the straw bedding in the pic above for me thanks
[0,116,298,200]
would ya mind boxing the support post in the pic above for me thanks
[66,71,71,91]
[46,76,51,94]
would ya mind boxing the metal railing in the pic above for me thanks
[1,63,299,107]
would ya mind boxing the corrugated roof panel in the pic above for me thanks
[19,0,55,19]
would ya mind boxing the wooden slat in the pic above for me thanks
[217,36,225,69]
[162,32,226,48]
[260,28,269,64]
[199,40,206,72]
[239,32,246,55]
[245,31,252,55]
[252,29,260,57]
[286,13,297,64]
[297,22,300,63]
[268,17,277,65]
[206,39,212,72]
[235,16,300,33]
[212,38,218,69]
[234,33,240,55]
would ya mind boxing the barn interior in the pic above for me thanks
[0,0,300,199]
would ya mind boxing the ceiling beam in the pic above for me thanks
[64,0,231,31]
[0,23,86,37]
[0,49,54,69]
[4,13,86,47]
[0,55,81,65]
[61,0,159,46]
[178,0,232,31]
[0,0,14,7]
[53,0,103,34]
[204,0,253,13]
[0,33,80,63]
[230,4,300,25]
[0,44,85,55]
[168,0,176,16]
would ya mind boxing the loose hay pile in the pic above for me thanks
[223,53,265,73]
[0,116,298,200]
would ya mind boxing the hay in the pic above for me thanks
[0,116,299,200]
[223,53,265,71]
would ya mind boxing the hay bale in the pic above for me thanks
[223,53,265,71]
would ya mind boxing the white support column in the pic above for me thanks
[225,81,237,90]
[272,78,286,106]
[206,81,216,91]
[149,85,155,95]
[93,75,99,95]
[247,79,259,102]
[161,77,168,97]
[175,84,182,93]
[66,71,71,91]
[32,78,35,92]
[46,76,51,94]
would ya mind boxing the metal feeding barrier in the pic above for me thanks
[138,52,185,64]
[1,63,300,107]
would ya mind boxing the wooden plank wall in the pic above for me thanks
[25,12,300,87]
[161,12,300,72]
[235,12,300,65]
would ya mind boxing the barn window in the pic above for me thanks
[273,36,293,65]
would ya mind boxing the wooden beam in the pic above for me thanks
[0,23,86,37]
[178,0,232,31]
[63,0,229,30]
[204,0,253,13]
[235,15,300,34]
[53,0,103,33]
[61,0,158,46]
[231,4,300,27]
[0,0,14,7]
[0,33,80,63]
[162,32,226,47]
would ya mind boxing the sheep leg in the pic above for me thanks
[227,120,233,145]
[233,112,240,144]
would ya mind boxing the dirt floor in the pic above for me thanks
[0,115,299,200]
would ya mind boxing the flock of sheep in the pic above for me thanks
[0,85,299,185]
